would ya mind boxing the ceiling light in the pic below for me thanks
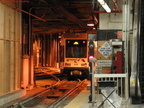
[98,0,111,13]
[87,23,94,27]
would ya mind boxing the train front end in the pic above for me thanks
[60,33,89,79]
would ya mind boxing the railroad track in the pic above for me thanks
[47,79,86,108]
[6,75,87,108]
[6,74,61,108]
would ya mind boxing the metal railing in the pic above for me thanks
[94,73,129,100]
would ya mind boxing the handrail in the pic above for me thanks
[94,73,127,78]
[94,73,129,100]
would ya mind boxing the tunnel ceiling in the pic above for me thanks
[22,0,98,34]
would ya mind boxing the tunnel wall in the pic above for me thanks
[0,2,22,97]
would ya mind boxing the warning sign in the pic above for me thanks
[98,42,112,58]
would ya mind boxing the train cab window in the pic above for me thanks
[66,40,87,58]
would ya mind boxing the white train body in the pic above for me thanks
[60,33,89,78]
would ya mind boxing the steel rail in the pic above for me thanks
[6,74,61,108]
[47,79,86,108]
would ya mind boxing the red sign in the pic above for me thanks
[117,31,122,38]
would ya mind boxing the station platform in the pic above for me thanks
[64,90,144,108]
[64,90,90,108]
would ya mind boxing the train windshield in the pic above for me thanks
[66,40,87,58]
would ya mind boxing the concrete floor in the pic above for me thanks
[64,90,144,108]
[130,105,144,108]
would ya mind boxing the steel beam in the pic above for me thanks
[46,0,87,29]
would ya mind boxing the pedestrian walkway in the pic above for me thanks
[64,89,144,108]
[64,80,144,108]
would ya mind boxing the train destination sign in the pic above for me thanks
[98,42,112,58]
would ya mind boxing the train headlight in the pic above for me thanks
[89,41,94,57]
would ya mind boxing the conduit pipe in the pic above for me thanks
[112,0,121,12]
[122,0,130,99]
[2,3,46,22]
[0,38,20,42]
[28,7,34,88]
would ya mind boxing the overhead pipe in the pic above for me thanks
[112,0,122,12]
[29,7,34,55]
[2,3,46,22]
[0,38,20,42]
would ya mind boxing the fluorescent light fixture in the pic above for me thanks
[98,0,111,13]
[87,23,94,26]
[98,0,105,4]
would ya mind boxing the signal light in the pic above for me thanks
[89,41,94,57]
[83,41,86,44]
[89,56,94,59]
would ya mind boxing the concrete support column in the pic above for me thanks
[42,35,46,67]
[37,39,41,67]
[21,55,29,89]
[29,55,34,89]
